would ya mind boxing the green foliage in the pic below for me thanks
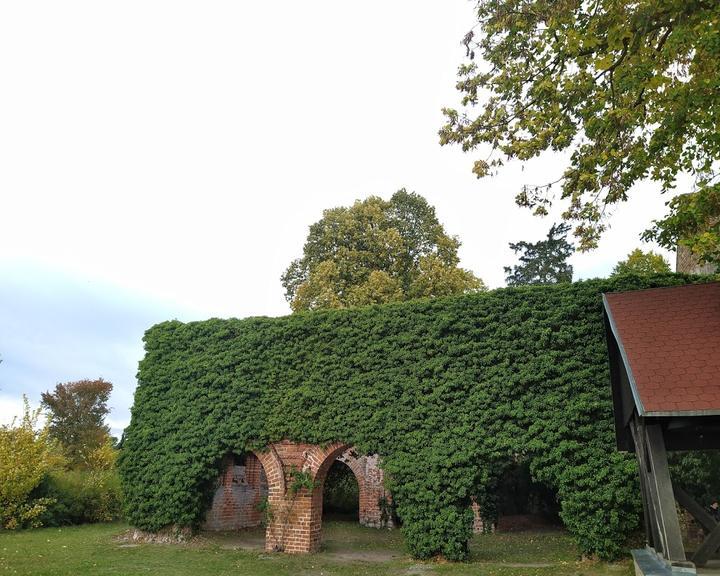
[287,468,316,497]
[505,223,574,286]
[323,462,359,516]
[119,273,706,560]
[41,379,113,468]
[669,451,720,506]
[281,189,485,311]
[644,189,720,267]
[440,1,720,263]
[612,249,671,277]
[0,398,58,529]
[34,468,123,526]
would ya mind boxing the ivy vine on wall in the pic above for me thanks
[119,274,706,560]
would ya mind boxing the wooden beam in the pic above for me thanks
[643,424,687,562]
[674,486,719,534]
[630,418,664,554]
[692,523,720,567]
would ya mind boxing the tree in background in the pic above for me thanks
[440,1,720,265]
[611,248,671,277]
[282,190,485,311]
[504,223,574,286]
[41,379,113,467]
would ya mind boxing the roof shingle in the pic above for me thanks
[604,282,720,415]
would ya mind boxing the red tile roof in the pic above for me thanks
[604,282,720,415]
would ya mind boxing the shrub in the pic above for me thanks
[35,468,123,526]
[0,398,57,529]
[119,274,708,559]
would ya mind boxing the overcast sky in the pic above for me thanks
[0,1,680,435]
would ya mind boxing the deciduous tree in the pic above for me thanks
[282,190,485,311]
[441,1,720,264]
[611,248,671,277]
[41,379,113,467]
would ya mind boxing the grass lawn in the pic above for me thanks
[0,521,633,576]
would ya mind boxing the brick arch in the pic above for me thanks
[304,443,352,552]
[259,441,395,553]
[258,440,351,553]
[253,446,285,497]
[336,448,393,528]
[305,442,352,480]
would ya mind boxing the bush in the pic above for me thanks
[35,468,123,526]
[119,273,708,559]
[0,398,57,529]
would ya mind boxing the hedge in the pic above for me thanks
[119,274,705,560]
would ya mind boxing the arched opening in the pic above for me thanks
[322,459,359,522]
[495,459,560,531]
[203,452,269,531]
[472,458,561,533]
[256,441,390,553]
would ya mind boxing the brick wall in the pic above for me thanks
[262,441,348,553]
[203,453,268,530]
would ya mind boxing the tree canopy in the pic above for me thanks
[281,190,485,311]
[504,223,574,286]
[41,379,113,467]
[440,0,720,264]
[611,248,671,277]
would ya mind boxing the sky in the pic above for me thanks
[0,1,680,436]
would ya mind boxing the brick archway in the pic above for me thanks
[336,448,393,528]
[260,440,350,553]
[203,443,394,552]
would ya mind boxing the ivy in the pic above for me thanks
[119,274,706,560]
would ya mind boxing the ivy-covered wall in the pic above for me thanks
[119,274,703,560]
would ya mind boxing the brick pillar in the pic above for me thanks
[258,440,349,553]
[471,499,483,533]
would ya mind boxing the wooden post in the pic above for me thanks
[643,423,686,563]
[630,418,662,552]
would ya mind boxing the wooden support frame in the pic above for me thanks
[674,486,720,567]
[630,417,688,564]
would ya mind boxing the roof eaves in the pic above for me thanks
[644,409,720,418]
[602,293,646,417]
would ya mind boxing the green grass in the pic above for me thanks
[0,522,633,576]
